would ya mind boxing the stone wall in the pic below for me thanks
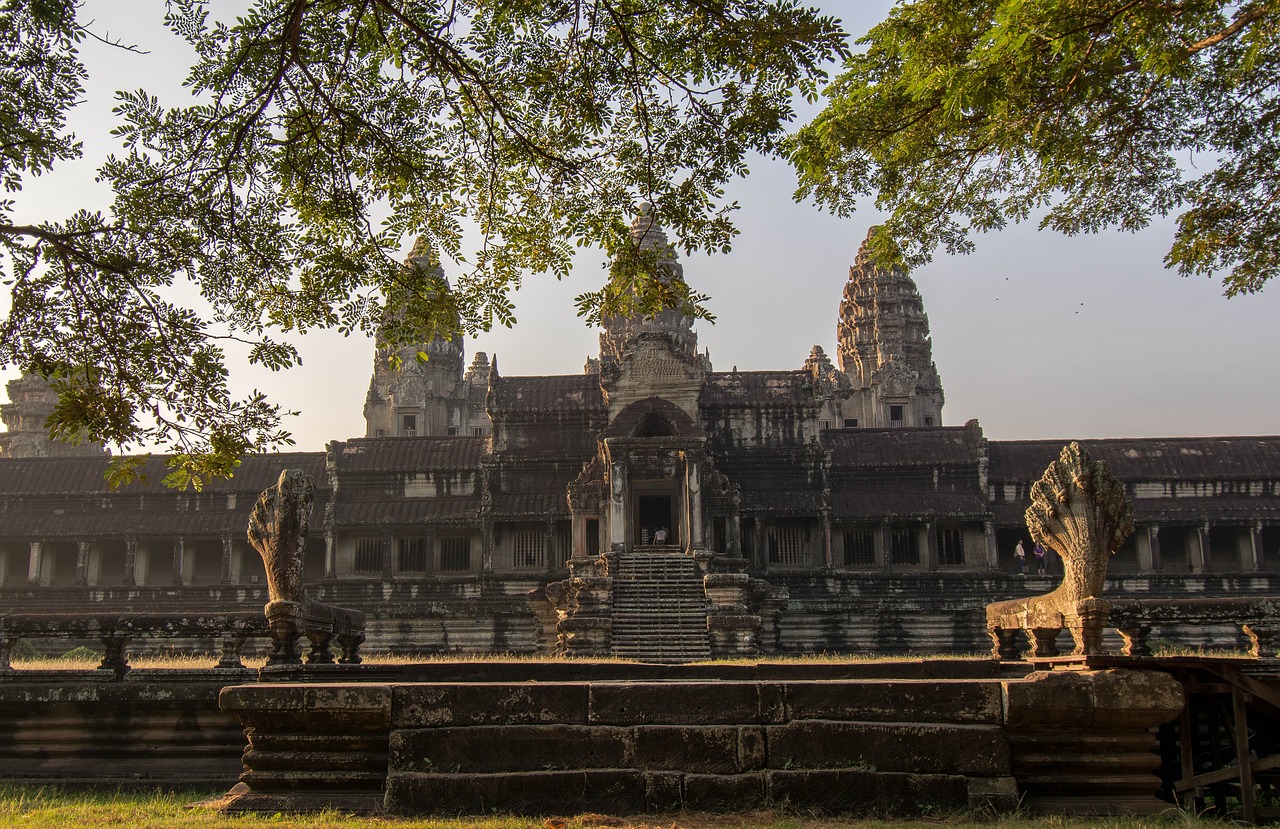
[217,667,1185,816]
[0,672,249,787]
[2,571,1276,659]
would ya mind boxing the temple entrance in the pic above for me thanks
[636,495,676,546]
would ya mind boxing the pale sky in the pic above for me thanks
[3,1,1278,452]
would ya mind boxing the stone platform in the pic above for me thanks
[217,665,1185,816]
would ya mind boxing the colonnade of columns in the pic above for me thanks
[14,536,262,588]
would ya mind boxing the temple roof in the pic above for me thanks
[488,374,605,412]
[330,437,487,473]
[333,499,481,527]
[825,427,983,468]
[0,453,328,495]
[988,437,1280,482]
[699,371,814,408]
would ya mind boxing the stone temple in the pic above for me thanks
[1,216,1277,659]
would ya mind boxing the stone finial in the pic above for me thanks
[987,442,1135,658]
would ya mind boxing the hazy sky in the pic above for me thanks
[3,1,1278,451]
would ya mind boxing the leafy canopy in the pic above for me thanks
[789,0,1279,294]
[0,0,845,487]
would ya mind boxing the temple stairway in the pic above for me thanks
[611,547,711,663]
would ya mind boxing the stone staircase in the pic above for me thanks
[611,547,711,663]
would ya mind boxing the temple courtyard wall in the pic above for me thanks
[4,571,1278,658]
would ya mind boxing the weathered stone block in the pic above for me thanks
[589,682,784,725]
[1003,669,1183,729]
[220,683,391,732]
[392,683,589,727]
[738,726,766,770]
[683,772,767,810]
[389,725,628,773]
[766,768,970,813]
[644,771,683,811]
[765,721,1009,775]
[784,680,1002,724]
[965,775,1020,812]
[385,769,648,815]
[630,726,740,773]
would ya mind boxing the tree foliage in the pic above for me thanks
[789,0,1280,293]
[0,0,845,486]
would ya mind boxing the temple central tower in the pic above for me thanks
[835,228,944,428]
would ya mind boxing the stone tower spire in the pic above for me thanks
[836,227,944,428]
[598,204,702,369]
[362,238,489,438]
[0,372,107,458]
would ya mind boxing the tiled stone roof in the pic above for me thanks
[490,492,568,517]
[988,437,1280,482]
[330,437,487,472]
[699,371,814,407]
[333,499,481,527]
[0,452,328,494]
[826,427,983,468]
[489,374,605,412]
[828,491,989,521]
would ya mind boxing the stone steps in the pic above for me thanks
[610,549,710,663]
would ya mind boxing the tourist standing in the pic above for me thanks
[1033,543,1047,575]
[1014,540,1027,575]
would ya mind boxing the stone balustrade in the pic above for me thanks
[0,611,268,675]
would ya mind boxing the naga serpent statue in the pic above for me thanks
[987,442,1135,658]
[248,469,365,665]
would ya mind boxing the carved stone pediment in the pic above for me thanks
[617,335,703,387]
[872,356,918,399]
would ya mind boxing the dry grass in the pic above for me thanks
[9,649,999,672]
[0,786,1235,829]
[8,645,1252,672]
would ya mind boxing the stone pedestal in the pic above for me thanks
[1003,669,1184,814]
[704,572,760,657]
[544,564,614,657]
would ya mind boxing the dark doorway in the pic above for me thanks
[636,495,675,546]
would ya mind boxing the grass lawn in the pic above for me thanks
[0,786,1234,829]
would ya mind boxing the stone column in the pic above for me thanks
[686,456,703,552]
[220,535,234,585]
[571,512,586,559]
[925,521,939,571]
[728,511,742,557]
[751,516,764,570]
[481,520,494,572]
[544,518,556,574]
[1193,523,1210,573]
[608,459,627,550]
[324,532,337,580]
[382,530,394,579]
[27,541,42,586]
[123,539,138,586]
[135,543,150,587]
[1249,521,1264,572]
[172,538,186,586]
[983,521,998,570]
[821,510,832,569]
[423,527,436,577]
[1147,526,1162,572]
[74,540,90,586]
[1135,526,1153,571]
[879,521,892,570]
